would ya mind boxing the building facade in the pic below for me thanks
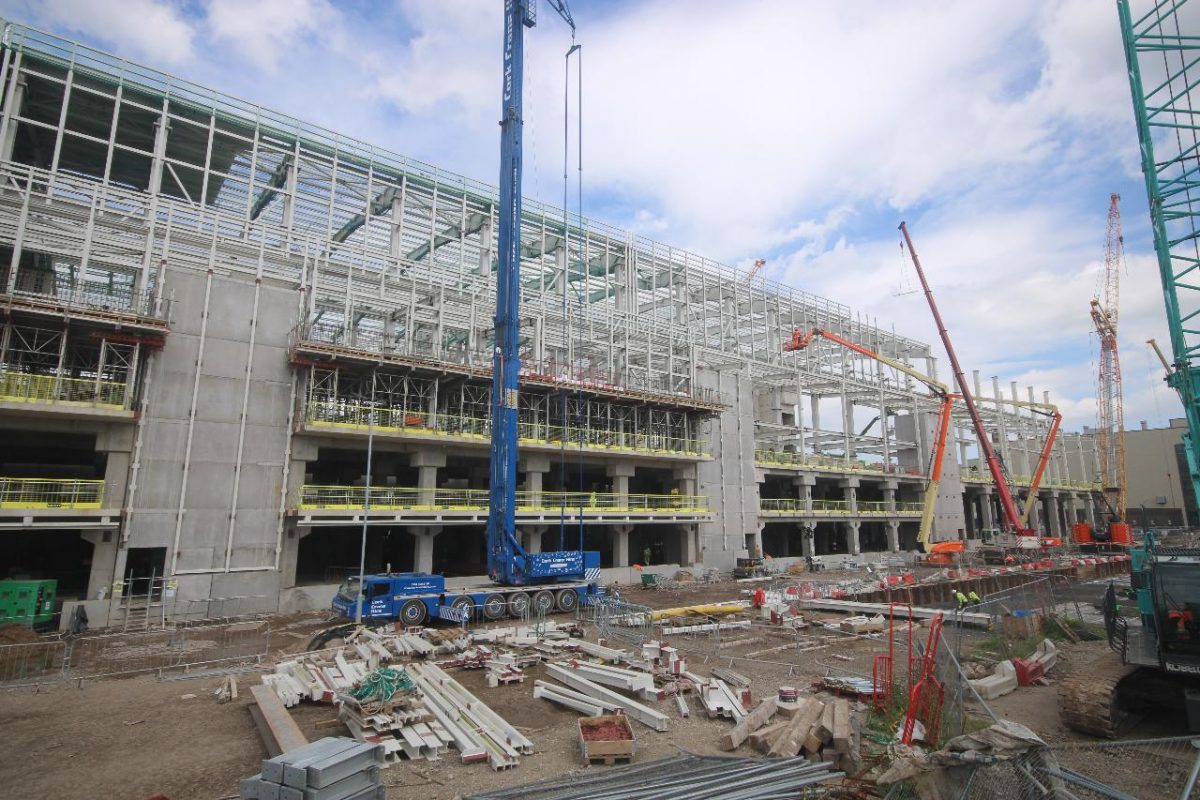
[0,23,1106,624]
[1123,418,1195,528]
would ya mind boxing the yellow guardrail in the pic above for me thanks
[305,400,708,457]
[960,470,1102,491]
[753,450,915,477]
[759,498,925,516]
[298,485,710,513]
[0,478,105,509]
[0,370,127,409]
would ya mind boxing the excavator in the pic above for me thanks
[1058,531,1200,735]
[785,328,958,558]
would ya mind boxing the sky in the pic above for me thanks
[0,0,1184,434]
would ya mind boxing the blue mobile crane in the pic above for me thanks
[328,0,601,631]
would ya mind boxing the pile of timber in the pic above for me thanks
[719,693,863,777]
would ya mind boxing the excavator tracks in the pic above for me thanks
[1058,656,1139,738]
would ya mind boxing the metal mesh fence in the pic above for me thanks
[582,595,654,645]
[950,736,1200,800]
[0,619,270,687]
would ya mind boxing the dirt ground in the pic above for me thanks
[0,576,1190,800]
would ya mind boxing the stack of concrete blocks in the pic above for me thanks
[240,737,385,800]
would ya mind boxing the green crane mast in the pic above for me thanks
[1118,0,1200,512]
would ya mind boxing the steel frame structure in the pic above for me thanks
[0,19,1108,578]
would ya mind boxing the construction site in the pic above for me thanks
[0,2,1198,799]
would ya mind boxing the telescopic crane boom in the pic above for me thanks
[486,0,595,585]
[898,222,1036,541]
[785,327,955,551]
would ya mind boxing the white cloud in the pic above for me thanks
[204,0,340,73]
[22,0,195,66]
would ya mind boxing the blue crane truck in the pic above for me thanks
[331,552,602,627]
[327,0,603,632]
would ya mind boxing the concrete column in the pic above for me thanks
[411,525,441,573]
[520,525,547,554]
[839,477,859,513]
[794,473,816,513]
[747,523,764,559]
[886,520,901,553]
[979,487,995,530]
[800,524,815,558]
[844,520,861,556]
[410,450,446,507]
[882,480,897,513]
[673,466,698,496]
[278,523,311,589]
[1047,491,1063,537]
[80,530,118,599]
[679,524,698,566]
[612,523,633,567]
[520,453,552,508]
[607,461,636,503]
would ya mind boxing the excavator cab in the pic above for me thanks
[1151,558,1200,659]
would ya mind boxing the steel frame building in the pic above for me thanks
[0,22,1105,624]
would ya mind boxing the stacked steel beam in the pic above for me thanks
[463,754,841,800]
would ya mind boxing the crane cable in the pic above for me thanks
[558,22,584,552]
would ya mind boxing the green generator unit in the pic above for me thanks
[0,579,57,627]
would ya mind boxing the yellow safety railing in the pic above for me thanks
[298,485,710,513]
[759,498,925,516]
[753,450,910,476]
[0,370,127,409]
[0,478,105,509]
[960,469,1102,492]
[305,400,708,457]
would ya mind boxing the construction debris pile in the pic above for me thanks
[240,736,384,800]
[718,690,864,775]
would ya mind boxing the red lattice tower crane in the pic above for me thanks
[1090,193,1127,521]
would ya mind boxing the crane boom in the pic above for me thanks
[898,222,1032,538]
[487,0,588,585]
[785,327,954,550]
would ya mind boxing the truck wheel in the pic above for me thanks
[482,593,506,620]
[450,595,475,620]
[398,599,427,627]
[555,588,579,612]
[507,592,531,618]
[532,590,555,616]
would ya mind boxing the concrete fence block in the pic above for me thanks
[969,659,1017,700]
